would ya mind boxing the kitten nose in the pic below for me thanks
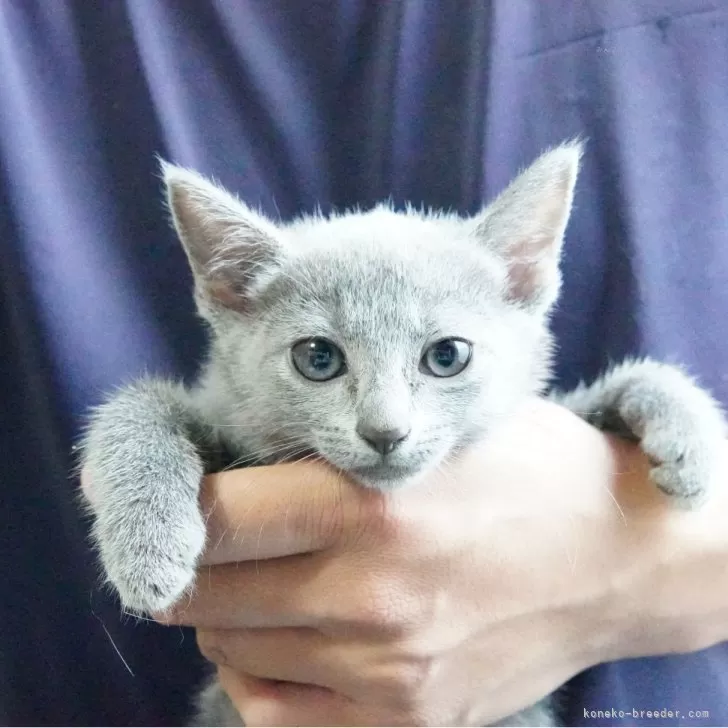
[356,424,411,456]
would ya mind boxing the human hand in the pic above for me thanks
[143,398,728,726]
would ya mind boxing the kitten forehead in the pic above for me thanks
[259,211,504,341]
[277,205,505,301]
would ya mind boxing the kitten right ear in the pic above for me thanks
[160,160,284,312]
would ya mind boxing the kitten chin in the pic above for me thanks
[348,470,427,493]
[342,457,443,492]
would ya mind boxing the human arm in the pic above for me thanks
[143,399,728,726]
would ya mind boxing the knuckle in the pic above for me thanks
[376,662,427,699]
[365,644,437,713]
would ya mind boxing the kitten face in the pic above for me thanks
[211,220,549,488]
[163,142,581,490]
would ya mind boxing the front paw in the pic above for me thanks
[636,401,725,508]
[644,431,723,508]
[96,497,207,614]
[612,365,726,509]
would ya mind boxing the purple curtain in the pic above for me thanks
[1,1,727,724]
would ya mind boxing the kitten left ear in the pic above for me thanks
[472,141,582,312]
[160,160,285,312]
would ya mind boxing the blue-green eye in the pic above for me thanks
[291,338,347,381]
[421,338,472,378]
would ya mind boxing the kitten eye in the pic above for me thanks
[421,338,472,378]
[291,337,347,382]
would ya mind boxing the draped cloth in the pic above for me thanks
[1,1,727,724]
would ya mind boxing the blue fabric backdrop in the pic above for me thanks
[1,1,727,725]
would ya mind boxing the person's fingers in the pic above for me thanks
[217,668,387,727]
[156,552,356,628]
[197,627,350,692]
[199,460,386,564]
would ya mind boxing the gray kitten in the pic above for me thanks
[81,142,726,727]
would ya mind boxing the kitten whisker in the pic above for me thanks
[220,442,318,472]
[92,611,135,676]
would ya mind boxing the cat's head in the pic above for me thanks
[161,143,581,490]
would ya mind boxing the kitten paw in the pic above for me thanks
[98,499,207,615]
[614,366,727,508]
[642,432,721,508]
[555,359,726,510]
[80,377,209,613]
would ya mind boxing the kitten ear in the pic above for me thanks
[160,160,284,312]
[473,141,582,311]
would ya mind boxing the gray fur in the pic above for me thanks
[192,679,243,727]
[80,142,726,727]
